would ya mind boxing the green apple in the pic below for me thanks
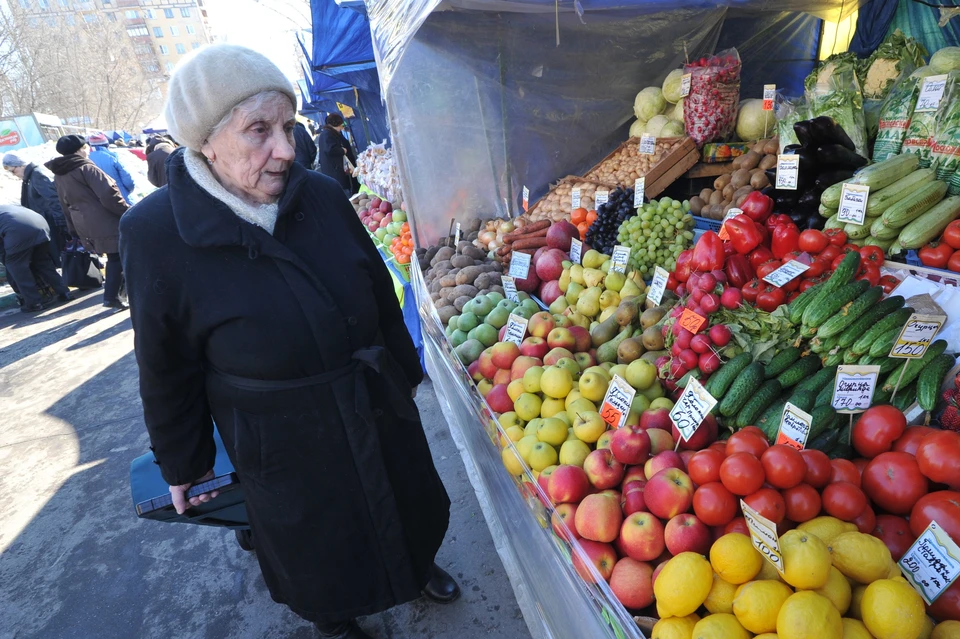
[392,210,407,222]
[458,312,479,332]
[485,306,509,329]
[375,228,388,241]
[625,360,657,390]
[449,329,468,348]
[559,439,591,467]
[516,435,539,462]
[515,393,543,422]
[650,397,674,410]
[471,323,498,347]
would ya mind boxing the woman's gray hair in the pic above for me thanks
[2,152,27,169]
[208,90,292,142]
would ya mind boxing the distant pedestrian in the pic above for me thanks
[0,204,72,312]
[88,132,136,204]
[293,120,317,170]
[3,151,71,264]
[146,136,175,187]
[317,113,357,197]
[46,134,130,310]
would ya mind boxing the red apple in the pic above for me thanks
[619,511,666,561]
[543,347,575,366]
[621,482,647,516]
[644,450,684,480]
[583,449,625,490]
[515,267,540,293]
[551,503,580,542]
[492,368,512,386]
[574,494,622,543]
[609,558,654,610]
[510,355,542,381]
[664,513,712,555]
[573,352,596,371]
[467,360,483,382]
[537,465,557,496]
[671,413,719,451]
[651,559,669,588]
[547,327,577,351]
[640,408,672,431]
[646,428,675,455]
[568,325,592,353]
[539,280,562,305]
[477,347,498,380]
[528,311,556,338]
[486,384,513,413]
[644,468,694,519]
[610,428,651,466]
[490,341,521,370]
[724,517,750,536]
[519,337,549,360]
[622,466,647,488]
[548,465,591,504]
[535,248,567,282]
[572,539,617,583]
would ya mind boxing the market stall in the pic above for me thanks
[363,1,960,637]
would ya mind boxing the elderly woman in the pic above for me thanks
[119,45,456,639]
[2,151,70,263]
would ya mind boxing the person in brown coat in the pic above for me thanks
[46,135,130,309]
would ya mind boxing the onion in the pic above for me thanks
[499,221,515,234]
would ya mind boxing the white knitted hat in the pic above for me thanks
[163,44,297,151]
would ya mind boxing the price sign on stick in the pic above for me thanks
[634,177,645,207]
[742,500,785,574]
[569,238,583,265]
[501,275,520,302]
[837,184,871,225]
[898,520,960,604]
[763,260,810,288]
[509,252,531,280]
[571,187,582,210]
[678,308,707,334]
[775,155,800,190]
[763,84,776,111]
[832,365,881,413]
[503,314,528,346]
[453,222,461,247]
[595,189,609,207]
[776,402,813,450]
[669,378,717,443]
[889,313,945,359]
[639,135,657,155]
[680,73,692,98]
[648,266,669,307]
[522,186,530,212]
[915,74,949,112]
[717,208,743,241]
[610,245,630,274]
[600,375,636,430]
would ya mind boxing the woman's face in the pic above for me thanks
[202,93,296,205]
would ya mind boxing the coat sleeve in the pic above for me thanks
[114,159,136,195]
[120,210,216,486]
[33,173,65,221]
[85,166,129,217]
[321,131,346,158]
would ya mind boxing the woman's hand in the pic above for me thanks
[170,469,219,515]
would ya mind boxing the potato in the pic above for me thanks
[763,139,780,156]
[759,154,778,171]
[689,196,706,215]
[453,296,472,312]
[461,245,485,260]
[450,254,474,269]
[731,154,744,170]
[730,169,751,190]
[432,259,452,273]
[732,185,754,203]
[750,171,770,190]
[722,184,735,201]
[451,284,480,299]
[439,274,458,288]
[752,138,769,154]
[714,173,732,191]
[455,266,483,286]
[721,201,734,216]
[437,305,458,324]
[708,190,723,206]
[739,151,761,171]
[432,247,455,265]
[474,272,494,291]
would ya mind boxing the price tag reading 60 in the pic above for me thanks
[669,378,717,442]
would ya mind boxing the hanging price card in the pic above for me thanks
[763,84,776,111]
[522,186,530,211]
[453,222,461,247]
[571,187,582,210]
[915,74,949,113]
[742,500,785,574]
[639,135,657,155]
[832,365,881,413]
[648,266,669,307]
[509,252,531,280]
[837,184,871,225]
[717,208,743,241]
[678,308,707,334]
[763,260,811,287]
[634,177,645,207]
[610,245,630,274]
[669,378,717,442]
[503,314,528,346]
[889,313,946,359]
[775,155,799,190]
[501,275,520,302]
[776,402,813,450]
[600,375,636,430]
[680,73,692,98]
[898,520,960,604]
[595,189,609,207]
[569,238,583,265]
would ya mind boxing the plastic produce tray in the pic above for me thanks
[692,215,723,232]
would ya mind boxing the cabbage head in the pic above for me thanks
[931,47,960,73]
[673,99,684,121]
[634,87,667,121]
[662,69,684,104]
[644,115,670,137]
[660,120,685,138]
[629,119,646,138]
[736,99,776,141]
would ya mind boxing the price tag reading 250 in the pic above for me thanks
[889,313,945,359]
[600,375,636,430]
[670,378,717,442]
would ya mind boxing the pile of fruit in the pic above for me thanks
[615,197,695,278]
[916,219,960,271]
[586,186,638,255]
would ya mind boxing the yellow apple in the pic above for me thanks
[559,439,591,467]
[625,360,657,390]
[579,371,610,402]
[505,425,525,442]
[584,366,612,383]
[478,379,493,397]
[524,418,542,437]
[507,379,526,403]
[573,410,607,443]
[540,397,566,418]
[650,397,674,410]
[553,412,572,427]
[596,430,614,450]
[528,441,559,472]
[516,435,538,462]
[540,366,574,399]
[514,393,543,422]
[565,388,584,409]
[609,364,629,381]
[566,427,578,442]
[537,417,569,447]
[502,448,526,476]
[566,397,598,424]
[522,366,545,393]
[498,411,524,430]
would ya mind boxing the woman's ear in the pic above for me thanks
[200,140,216,164]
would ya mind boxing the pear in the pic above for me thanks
[549,295,569,315]
[559,268,571,293]
[576,287,601,317]
[620,278,643,299]
[566,311,590,329]
[604,271,626,292]
[580,268,603,289]
[599,290,621,310]
[570,264,585,285]
[581,250,602,269]
[600,259,612,273]
[614,298,640,327]
[617,338,644,365]
[565,281,584,305]
[598,306,616,323]
[640,306,666,329]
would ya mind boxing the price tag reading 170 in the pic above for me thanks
[889,313,945,359]
[776,155,799,190]
[600,375,636,430]
[898,520,960,604]
[832,365,881,414]
[647,266,669,307]
[569,238,583,265]
[500,275,520,302]
[503,314,528,346]
[837,184,871,226]
[742,500,785,574]
[669,378,717,442]
[610,245,630,274]
[509,252,531,280]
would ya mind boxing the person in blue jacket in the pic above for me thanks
[87,132,136,204]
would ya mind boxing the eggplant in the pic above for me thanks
[761,185,776,197]
[765,169,777,185]
[795,147,818,176]
[798,190,823,207]
[788,211,808,227]
[772,191,799,213]
[811,116,856,152]
[805,212,826,231]
[817,144,868,170]
[814,168,856,190]
[794,120,815,148]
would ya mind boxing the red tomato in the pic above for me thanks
[863,452,929,515]
[856,260,881,287]
[945,220,960,250]
[742,279,762,305]
[892,426,938,455]
[798,229,828,254]
[928,579,960,623]
[851,503,876,534]
[830,459,862,487]
[760,445,807,489]
[824,228,847,247]
[879,274,900,294]
[709,441,727,456]
[852,405,907,459]
[918,241,954,269]
[782,483,821,523]
[725,431,770,458]
[916,430,960,488]
[820,244,842,262]
[756,285,786,312]
[739,426,768,440]
[720,452,766,496]
[777,518,797,536]
[910,491,960,541]
[859,245,885,265]
[822,481,867,521]
[688,449,725,486]
[744,488,786,524]
[724,517,750,536]
[853,458,869,476]
[831,252,849,271]
[756,260,782,280]
[949,250,960,273]
[693,482,738,526]
[800,449,833,488]
[871,514,916,561]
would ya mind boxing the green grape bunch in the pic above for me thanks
[615,197,694,279]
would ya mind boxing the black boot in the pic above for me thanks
[422,563,460,603]
[314,619,373,639]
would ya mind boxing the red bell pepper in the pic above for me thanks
[692,231,725,272]
[766,213,793,234]
[739,191,773,224]
[824,228,847,246]
[748,246,775,271]
[772,224,800,259]
[742,278,762,304]
[725,214,763,254]
[724,253,754,289]
[756,285,786,312]
[674,249,694,282]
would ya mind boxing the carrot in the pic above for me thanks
[511,236,549,250]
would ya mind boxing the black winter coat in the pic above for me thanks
[146,143,174,187]
[318,126,355,192]
[20,163,68,234]
[293,122,317,169]
[119,151,449,623]
[0,204,51,256]
[46,155,128,255]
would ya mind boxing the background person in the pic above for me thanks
[0,204,72,313]
[293,120,317,170]
[146,136,176,187]
[88,132,136,204]
[3,151,71,264]
[317,113,357,196]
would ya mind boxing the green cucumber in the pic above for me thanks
[893,382,918,412]
[704,352,753,399]
[808,427,841,453]
[869,327,903,358]
[733,380,783,429]
[800,252,861,327]
[758,395,791,442]
[788,283,825,325]
[809,405,839,442]
[816,286,884,339]
[765,347,802,379]
[796,365,840,394]
[787,389,817,414]
[777,355,822,388]
[843,349,862,364]
[719,363,765,417]
[816,379,836,407]
[828,441,855,460]
[803,280,870,332]
[849,307,915,359]
[823,351,847,367]
[882,340,949,394]
[917,353,955,411]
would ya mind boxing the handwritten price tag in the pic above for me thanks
[595,189,609,208]
[763,260,810,288]
[837,184,871,225]
[680,73,691,98]
[503,314,528,346]
[501,275,520,303]
[648,266,669,307]
[611,245,630,274]
[915,74,949,113]
[634,177,645,208]
[639,135,657,155]
[776,155,799,190]
[669,378,717,442]
[569,238,583,265]
[776,402,813,450]
[889,313,945,359]
[678,308,707,334]
[762,84,776,111]
[509,252,531,280]
[742,500,785,574]
[717,208,743,242]
[832,365,881,414]
[522,186,530,212]
[571,187,582,210]
[600,375,636,430]
[898,520,960,604]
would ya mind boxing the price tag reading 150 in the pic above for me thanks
[889,313,945,359]
[775,155,799,190]
[669,377,717,442]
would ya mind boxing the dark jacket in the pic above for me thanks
[20,163,68,233]
[146,143,174,187]
[317,125,356,191]
[46,155,128,255]
[0,204,50,256]
[293,122,317,169]
[119,151,448,623]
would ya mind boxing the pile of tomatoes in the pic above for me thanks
[389,222,414,265]
[570,207,599,241]
[917,220,960,272]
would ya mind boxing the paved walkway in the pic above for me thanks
[0,290,529,639]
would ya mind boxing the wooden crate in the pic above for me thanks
[646,146,701,199]
[522,175,617,222]
[583,136,688,187]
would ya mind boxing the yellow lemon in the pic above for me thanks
[861,579,926,639]
[691,613,751,639]
[710,533,763,584]
[733,579,795,634]
[757,556,786,582]
[798,517,859,546]
[777,591,843,639]
[781,529,832,590]
[654,552,714,618]
[829,532,893,585]
[933,621,960,639]
[885,560,901,579]
[848,585,867,620]
[755,635,780,639]
[651,615,698,639]
[812,566,852,615]
[919,616,935,639]
[840,618,875,639]
[703,572,738,614]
